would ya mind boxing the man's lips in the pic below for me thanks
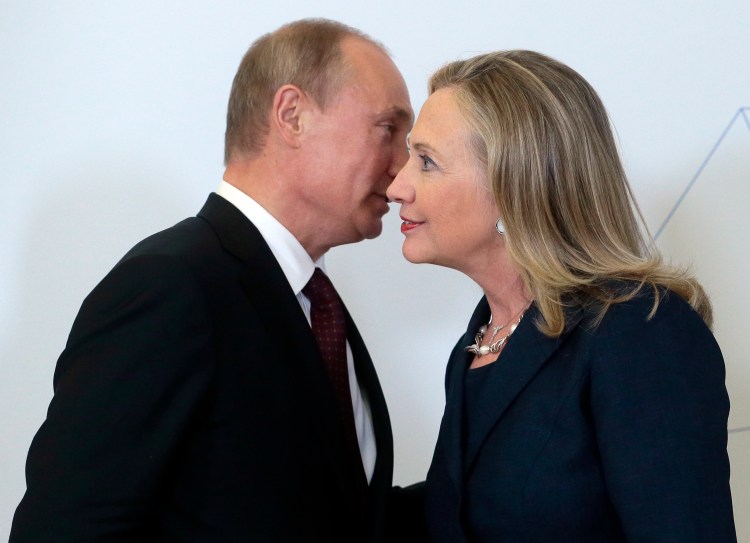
[370,193,391,215]
[400,216,424,233]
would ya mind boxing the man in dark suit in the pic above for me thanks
[10,19,413,542]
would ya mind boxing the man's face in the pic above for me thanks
[301,38,413,251]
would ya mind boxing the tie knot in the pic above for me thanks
[303,268,339,308]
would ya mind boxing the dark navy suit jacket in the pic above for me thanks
[11,194,394,542]
[425,290,736,542]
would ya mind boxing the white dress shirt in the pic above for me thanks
[216,181,376,482]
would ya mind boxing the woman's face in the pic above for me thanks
[387,88,501,274]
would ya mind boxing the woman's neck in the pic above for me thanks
[464,253,531,324]
[483,276,531,326]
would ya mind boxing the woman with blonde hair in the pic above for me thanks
[387,50,736,542]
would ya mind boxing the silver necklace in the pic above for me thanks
[465,305,528,357]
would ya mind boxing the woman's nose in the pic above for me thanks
[386,168,411,203]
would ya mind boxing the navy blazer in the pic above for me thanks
[425,290,736,542]
[11,194,394,542]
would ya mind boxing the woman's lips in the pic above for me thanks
[400,217,424,233]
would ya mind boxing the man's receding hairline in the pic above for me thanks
[328,36,396,102]
[340,35,403,85]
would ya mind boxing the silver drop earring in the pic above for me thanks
[495,218,505,235]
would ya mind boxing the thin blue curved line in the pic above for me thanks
[654,107,750,240]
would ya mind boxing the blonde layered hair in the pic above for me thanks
[429,50,711,335]
[224,19,377,163]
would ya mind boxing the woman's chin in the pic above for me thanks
[402,245,427,265]
[402,244,442,266]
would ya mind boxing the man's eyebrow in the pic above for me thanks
[378,106,414,124]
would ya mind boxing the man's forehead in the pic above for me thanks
[338,37,413,124]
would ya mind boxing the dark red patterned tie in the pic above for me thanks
[303,268,368,495]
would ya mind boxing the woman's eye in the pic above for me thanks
[419,154,436,170]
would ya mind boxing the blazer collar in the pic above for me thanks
[441,296,584,488]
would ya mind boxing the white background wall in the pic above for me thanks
[1,0,748,539]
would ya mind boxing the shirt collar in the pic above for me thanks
[216,180,323,294]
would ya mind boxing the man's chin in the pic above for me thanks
[362,221,384,240]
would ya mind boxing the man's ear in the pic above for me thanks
[272,84,313,148]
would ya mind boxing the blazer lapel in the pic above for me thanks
[463,303,583,472]
[439,298,491,493]
[197,194,361,510]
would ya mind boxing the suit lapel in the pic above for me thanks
[344,304,393,481]
[342,304,393,541]
[463,303,583,473]
[196,194,361,510]
[197,194,313,359]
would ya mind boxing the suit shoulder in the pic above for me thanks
[73,217,225,331]
[76,251,210,328]
[110,215,243,289]
[121,216,221,261]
